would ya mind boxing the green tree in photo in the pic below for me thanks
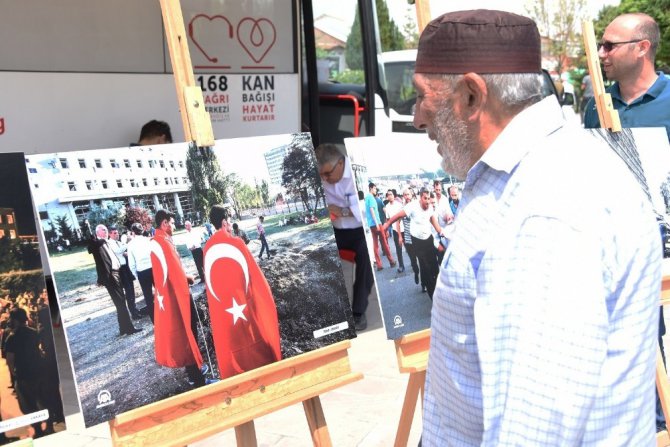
[87,202,125,232]
[186,145,228,220]
[281,134,325,212]
[0,237,22,273]
[54,214,75,242]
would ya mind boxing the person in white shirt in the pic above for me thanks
[108,226,140,320]
[315,143,374,332]
[184,221,205,283]
[127,223,155,323]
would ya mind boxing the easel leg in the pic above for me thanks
[303,396,332,446]
[234,420,258,447]
[394,370,426,447]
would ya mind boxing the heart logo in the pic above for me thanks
[188,14,235,66]
[237,18,277,64]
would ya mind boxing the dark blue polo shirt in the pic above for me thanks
[583,72,670,141]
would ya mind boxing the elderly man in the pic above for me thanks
[584,12,670,433]
[314,143,374,331]
[414,10,661,445]
[87,224,140,336]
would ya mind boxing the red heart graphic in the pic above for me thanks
[188,14,234,66]
[237,18,276,64]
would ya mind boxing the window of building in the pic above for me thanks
[149,160,156,168]
[130,179,137,188]
[154,178,160,186]
[0,215,3,223]
[39,211,49,220]
[95,159,102,168]
[78,158,86,168]
[159,160,165,168]
[86,180,93,190]
[28,167,37,174]
[142,178,148,187]
[169,160,175,169]
[116,179,123,188]
[0,229,5,238]
[124,159,131,168]
[6,215,13,224]
[68,181,76,191]
[174,177,179,184]
[110,159,119,168]
[59,158,69,169]
[34,184,39,189]
[102,180,108,189]
[137,160,143,168]
[165,177,169,184]
[9,230,16,239]
[178,161,184,168]
[183,177,188,184]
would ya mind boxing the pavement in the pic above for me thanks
[31,276,423,447]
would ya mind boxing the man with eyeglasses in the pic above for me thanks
[314,143,374,332]
[584,13,670,141]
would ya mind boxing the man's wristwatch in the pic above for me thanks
[341,207,351,217]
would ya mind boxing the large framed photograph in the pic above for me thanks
[0,153,66,442]
[30,133,354,427]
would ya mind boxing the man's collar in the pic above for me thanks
[477,95,564,175]
[610,73,668,103]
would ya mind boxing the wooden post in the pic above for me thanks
[581,20,621,132]
[414,0,432,34]
[160,0,214,147]
[109,340,362,446]
[393,329,430,447]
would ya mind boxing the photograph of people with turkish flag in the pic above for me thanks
[32,132,355,427]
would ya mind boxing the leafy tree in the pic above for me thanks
[260,180,270,207]
[43,220,57,243]
[124,206,153,231]
[87,202,125,232]
[281,133,325,212]
[345,0,406,71]
[526,0,587,76]
[186,145,228,220]
[594,0,670,67]
[0,237,22,273]
[402,8,420,49]
[54,215,75,241]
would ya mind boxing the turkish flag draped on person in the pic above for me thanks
[204,230,282,379]
[150,228,203,368]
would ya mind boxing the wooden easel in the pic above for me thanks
[393,329,429,447]
[108,1,363,445]
[109,341,361,446]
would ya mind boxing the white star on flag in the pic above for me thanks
[226,297,248,325]
[156,292,165,310]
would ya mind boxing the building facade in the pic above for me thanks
[26,145,194,238]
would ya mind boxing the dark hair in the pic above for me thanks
[433,179,441,186]
[131,223,144,235]
[139,120,173,144]
[259,216,265,222]
[209,205,229,230]
[9,307,28,324]
[154,209,174,227]
[419,187,430,197]
[368,182,376,190]
[232,223,239,231]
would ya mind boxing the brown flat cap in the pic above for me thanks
[415,10,541,74]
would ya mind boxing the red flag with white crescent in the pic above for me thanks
[150,229,203,368]
[204,230,281,379]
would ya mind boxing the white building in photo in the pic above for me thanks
[26,145,194,237]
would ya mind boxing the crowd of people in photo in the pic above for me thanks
[85,206,280,386]
[361,179,461,300]
[0,288,64,441]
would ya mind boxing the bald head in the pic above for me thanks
[607,13,659,60]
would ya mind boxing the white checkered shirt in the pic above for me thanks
[423,96,661,446]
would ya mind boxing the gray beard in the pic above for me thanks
[435,103,471,180]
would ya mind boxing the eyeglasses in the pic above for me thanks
[597,39,642,53]
[319,157,343,178]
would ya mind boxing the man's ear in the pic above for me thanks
[637,39,652,59]
[460,73,488,122]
